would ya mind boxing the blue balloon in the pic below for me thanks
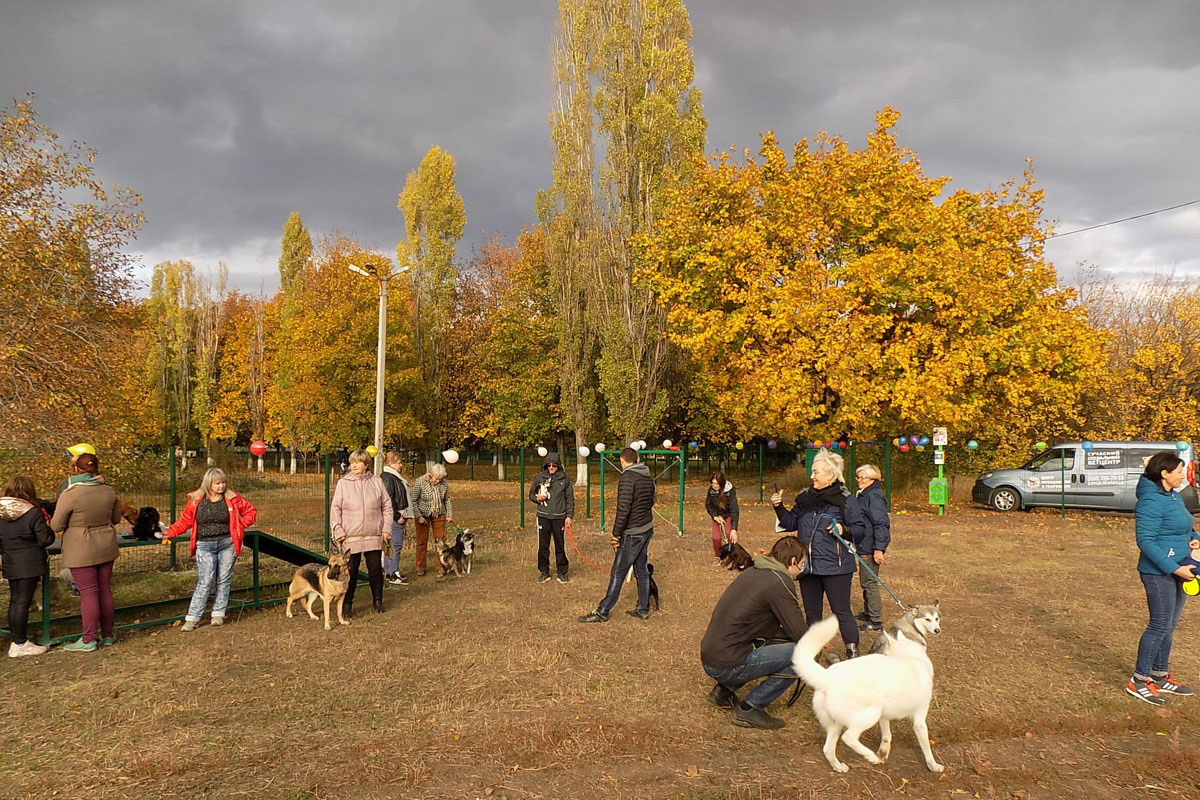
[967,440,979,450]
[918,436,930,447]
[689,441,698,449]
[1081,441,1094,452]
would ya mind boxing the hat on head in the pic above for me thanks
[66,443,96,458]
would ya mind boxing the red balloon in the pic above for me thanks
[899,443,910,453]
[250,440,268,457]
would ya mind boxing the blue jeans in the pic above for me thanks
[704,643,799,709]
[596,530,653,616]
[1135,571,1186,678]
[384,521,406,575]
[187,537,236,622]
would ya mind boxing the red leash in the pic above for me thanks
[564,519,608,571]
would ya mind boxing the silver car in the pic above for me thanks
[972,441,1200,513]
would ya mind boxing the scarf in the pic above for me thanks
[65,473,104,491]
[792,481,848,511]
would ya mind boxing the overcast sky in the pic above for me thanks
[2,1,1197,293]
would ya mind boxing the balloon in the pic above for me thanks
[1177,441,1190,452]
[813,440,823,449]
[1081,441,1093,452]
[441,449,460,464]
[967,440,979,451]
[918,436,930,447]
[630,441,644,451]
[908,434,919,446]
[899,444,910,453]
[916,445,925,452]
[767,439,777,449]
[669,445,681,451]
[537,446,548,458]
[249,440,267,457]
[578,446,591,458]
[66,443,96,458]
[366,445,378,458]
[1035,441,1047,451]
[595,443,606,453]
[689,441,699,450]
[735,441,744,450]
[837,441,847,449]
[662,439,673,449]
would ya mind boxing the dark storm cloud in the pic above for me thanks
[2,0,1197,291]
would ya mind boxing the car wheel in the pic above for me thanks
[990,486,1021,512]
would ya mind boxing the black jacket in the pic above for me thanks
[0,497,55,580]
[857,482,891,553]
[700,555,808,669]
[529,453,575,519]
[705,481,740,529]
[613,462,655,539]
[380,468,409,523]
[774,482,865,576]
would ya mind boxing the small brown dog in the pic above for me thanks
[719,542,754,571]
[286,551,351,630]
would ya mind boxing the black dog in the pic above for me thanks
[647,563,660,611]
[719,541,754,571]
[130,506,164,540]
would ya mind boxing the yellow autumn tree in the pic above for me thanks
[639,109,1108,453]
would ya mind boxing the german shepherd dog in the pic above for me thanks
[436,530,476,577]
[286,551,351,630]
[719,541,754,571]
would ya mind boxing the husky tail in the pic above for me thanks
[792,616,840,691]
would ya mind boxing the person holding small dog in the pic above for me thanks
[706,471,740,565]
[1127,451,1200,705]
[701,535,809,729]
[854,464,891,632]
[50,452,123,652]
[163,467,258,631]
[410,463,453,577]
[579,447,656,623]
[331,449,392,615]
[381,451,412,585]
[0,476,56,657]
[771,448,866,659]
[530,451,573,584]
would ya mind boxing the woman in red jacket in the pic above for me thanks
[164,468,256,631]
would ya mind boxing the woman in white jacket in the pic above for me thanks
[330,449,392,616]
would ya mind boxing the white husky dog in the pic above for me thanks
[792,611,943,773]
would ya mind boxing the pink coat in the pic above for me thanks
[330,472,392,554]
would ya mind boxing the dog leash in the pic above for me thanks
[816,512,906,611]
[563,519,608,571]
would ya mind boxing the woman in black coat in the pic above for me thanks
[0,476,55,657]
[705,471,740,564]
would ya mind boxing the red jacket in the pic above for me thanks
[165,488,257,557]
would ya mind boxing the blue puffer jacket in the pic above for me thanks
[1134,476,1200,575]
[774,482,866,576]
[856,482,891,554]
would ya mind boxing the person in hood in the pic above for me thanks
[579,447,656,623]
[163,467,257,631]
[700,535,809,730]
[771,447,866,659]
[381,450,412,585]
[0,476,55,657]
[529,451,574,584]
[50,453,122,652]
[705,471,740,565]
[1126,451,1200,705]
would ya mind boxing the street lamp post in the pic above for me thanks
[349,261,409,474]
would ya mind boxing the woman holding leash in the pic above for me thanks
[1126,451,1200,705]
[50,453,122,652]
[706,471,740,565]
[0,476,55,657]
[163,467,257,632]
[330,449,392,616]
[771,448,866,659]
[854,464,891,632]
[410,463,453,577]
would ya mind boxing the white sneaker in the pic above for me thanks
[8,641,47,657]
[180,620,199,632]
[210,616,224,627]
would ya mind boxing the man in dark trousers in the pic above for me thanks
[700,535,809,730]
[579,447,656,622]
[529,451,574,584]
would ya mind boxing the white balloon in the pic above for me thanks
[662,439,673,448]
[441,449,460,464]
[595,443,606,452]
[578,446,591,458]
[537,446,548,457]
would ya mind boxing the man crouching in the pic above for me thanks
[700,535,809,730]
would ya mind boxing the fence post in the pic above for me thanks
[884,440,893,505]
[758,443,765,504]
[469,449,475,481]
[599,455,606,533]
[519,446,526,528]
[169,445,178,571]
[40,560,51,645]
[585,455,591,518]
[323,453,332,554]
[252,530,261,604]
[848,442,857,483]
[678,449,685,536]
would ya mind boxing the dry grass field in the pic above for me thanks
[3,481,1199,799]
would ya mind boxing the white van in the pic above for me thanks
[972,441,1200,513]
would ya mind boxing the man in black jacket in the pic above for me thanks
[700,536,809,730]
[579,447,656,622]
[529,452,574,584]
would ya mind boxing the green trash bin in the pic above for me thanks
[928,478,949,507]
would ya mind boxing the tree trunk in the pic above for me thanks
[574,431,589,487]
[257,456,264,473]
[497,445,506,481]
[290,448,298,475]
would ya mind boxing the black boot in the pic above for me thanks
[342,599,354,619]
[846,643,860,659]
[373,600,385,614]
[369,573,384,613]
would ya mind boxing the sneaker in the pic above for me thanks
[538,574,552,584]
[101,637,116,647]
[395,573,409,585]
[855,611,870,622]
[386,573,407,586]
[1126,677,1166,705]
[415,571,427,577]
[578,611,609,623]
[556,574,569,584]
[62,638,98,652]
[9,641,48,657]
[180,620,199,632]
[626,609,650,620]
[210,616,224,627]
[1155,674,1195,696]
[859,620,883,631]
[707,683,738,709]
[732,703,786,730]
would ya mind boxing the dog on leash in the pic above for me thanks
[869,601,942,655]
[647,563,660,610]
[286,551,351,630]
[719,542,754,571]
[793,613,944,774]
[436,530,475,577]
